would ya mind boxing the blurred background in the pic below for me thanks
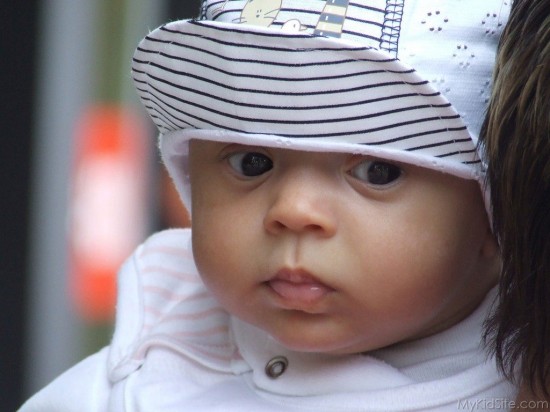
[2,1,200,409]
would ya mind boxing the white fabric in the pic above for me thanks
[19,229,517,411]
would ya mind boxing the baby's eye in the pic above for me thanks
[227,152,273,177]
[350,159,402,186]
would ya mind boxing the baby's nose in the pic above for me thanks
[263,173,337,237]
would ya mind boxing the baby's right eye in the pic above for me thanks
[227,152,273,177]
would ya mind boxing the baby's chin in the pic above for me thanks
[264,325,379,356]
[274,337,378,356]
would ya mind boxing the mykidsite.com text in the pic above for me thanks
[458,398,549,410]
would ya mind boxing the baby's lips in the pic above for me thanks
[268,268,334,305]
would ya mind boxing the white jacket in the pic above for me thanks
[20,229,517,411]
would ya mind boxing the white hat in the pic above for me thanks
[132,0,510,210]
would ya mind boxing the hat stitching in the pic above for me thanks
[380,0,404,56]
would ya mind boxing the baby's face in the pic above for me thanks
[188,139,499,354]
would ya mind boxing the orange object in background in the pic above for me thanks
[69,106,149,322]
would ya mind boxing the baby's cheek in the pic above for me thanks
[193,233,244,297]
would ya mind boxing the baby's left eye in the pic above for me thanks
[349,160,402,186]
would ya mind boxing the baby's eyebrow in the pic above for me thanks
[224,143,271,151]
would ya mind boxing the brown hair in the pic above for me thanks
[479,0,550,394]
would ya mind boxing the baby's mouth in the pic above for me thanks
[267,268,334,306]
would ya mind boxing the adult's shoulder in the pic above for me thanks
[18,348,111,412]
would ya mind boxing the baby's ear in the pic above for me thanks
[481,228,499,260]
[479,230,501,284]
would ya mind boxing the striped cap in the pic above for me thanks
[132,0,510,208]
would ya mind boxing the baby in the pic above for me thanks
[20,1,517,410]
